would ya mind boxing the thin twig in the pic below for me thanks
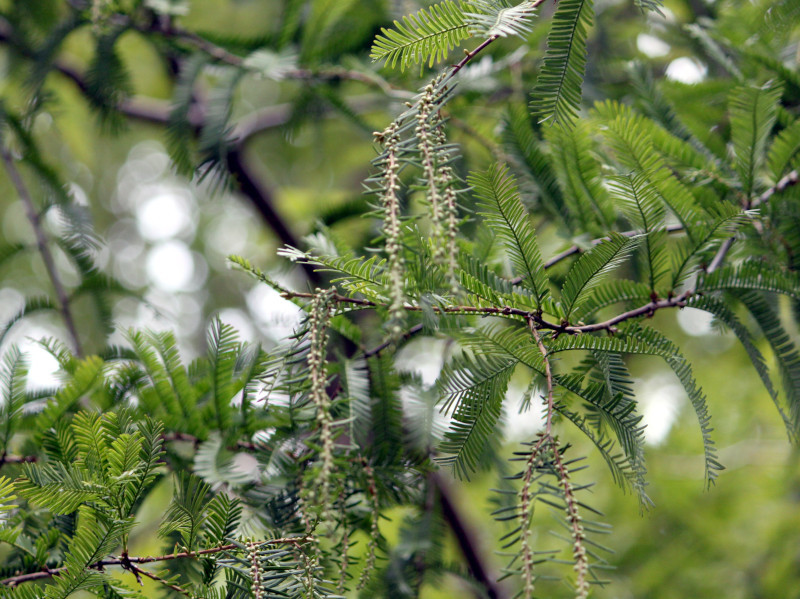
[281,288,691,336]
[529,320,554,435]
[123,561,189,595]
[143,19,409,97]
[1,146,82,356]
[537,223,686,273]
[751,169,798,209]
[363,323,424,357]
[0,538,311,587]
[705,237,734,274]
[0,453,37,469]
[705,169,800,273]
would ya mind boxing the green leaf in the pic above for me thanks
[554,399,647,501]
[159,474,210,551]
[457,251,538,311]
[149,330,204,436]
[569,279,652,319]
[503,104,571,227]
[367,354,403,462]
[242,49,298,80]
[670,210,743,289]
[47,508,134,599]
[627,64,718,169]
[0,296,57,346]
[468,322,545,372]
[633,0,663,14]
[0,476,17,521]
[545,121,615,231]
[550,326,723,487]
[277,247,388,300]
[85,25,133,130]
[125,330,184,426]
[699,262,800,300]
[470,163,551,305]
[729,83,783,198]
[688,294,794,439]
[166,53,207,176]
[16,461,102,514]
[620,324,723,488]
[740,292,800,431]
[207,318,239,433]
[123,417,165,515]
[71,411,110,481]
[438,351,517,478]
[195,432,254,488]
[608,173,668,292]
[766,117,800,181]
[560,233,636,320]
[36,355,105,435]
[204,492,242,546]
[588,351,647,488]
[595,100,707,237]
[0,346,28,453]
[197,66,242,189]
[531,0,594,128]
[467,0,538,38]
[300,0,359,64]
[370,0,472,72]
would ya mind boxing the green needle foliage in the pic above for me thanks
[0,1,799,598]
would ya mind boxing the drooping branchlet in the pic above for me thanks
[375,121,406,335]
[357,460,380,590]
[415,75,461,293]
[551,438,590,599]
[308,287,337,516]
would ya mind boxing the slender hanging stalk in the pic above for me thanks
[308,287,337,513]
[518,433,548,599]
[357,460,380,590]
[433,123,461,294]
[529,318,589,599]
[551,439,589,599]
[375,122,406,334]
[416,78,449,267]
[247,541,264,599]
[336,497,351,594]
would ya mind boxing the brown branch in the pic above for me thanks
[280,288,691,336]
[142,19,409,97]
[1,146,83,357]
[538,223,687,273]
[432,471,506,599]
[558,291,692,334]
[123,561,189,595]
[705,237,734,274]
[704,169,799,274]
[0,538,311,587]
[0,453,37,468]
[363,323,424,357]
[751,169,798,209]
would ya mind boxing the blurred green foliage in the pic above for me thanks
[0,0,799,598]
